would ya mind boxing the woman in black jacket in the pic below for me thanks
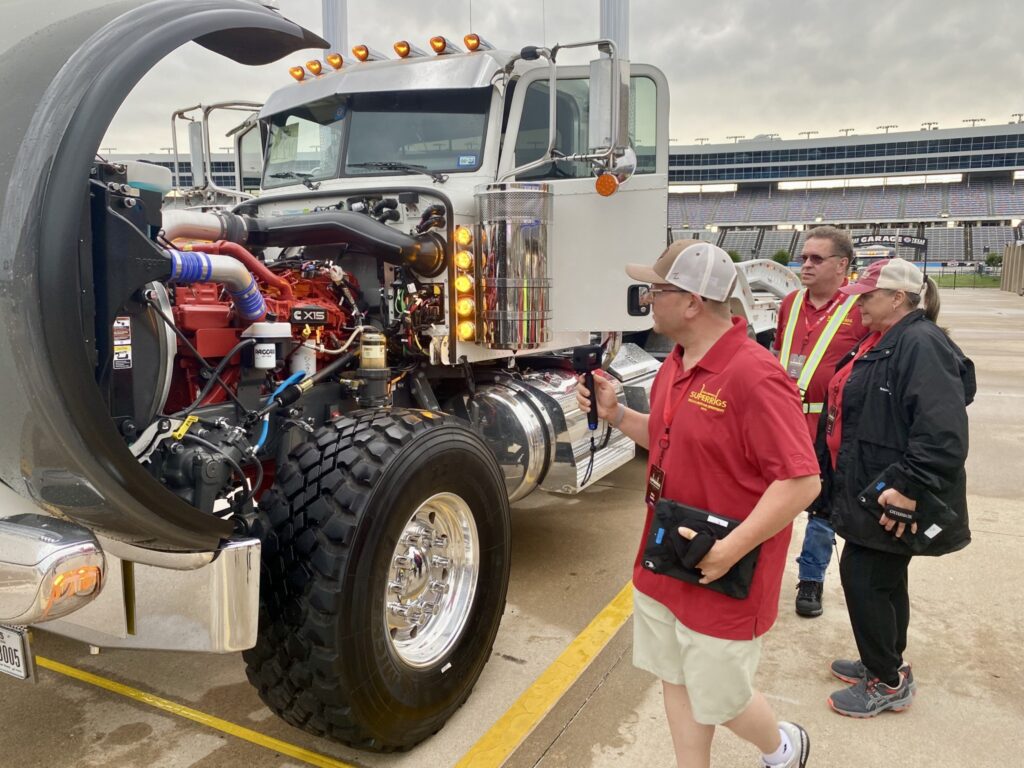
[813,258,975,718]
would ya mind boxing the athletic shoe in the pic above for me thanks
[761,721,810,767]
[828,673,913,718]
[795,580,823,617]
[830,658,916,694]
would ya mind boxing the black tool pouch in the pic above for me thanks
[641,498,761,600]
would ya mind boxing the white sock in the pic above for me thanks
[761,726,793,766]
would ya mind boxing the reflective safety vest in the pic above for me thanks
[778,290,860,414]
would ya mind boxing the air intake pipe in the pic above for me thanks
[244,211,446,277]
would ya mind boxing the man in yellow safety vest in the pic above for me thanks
[773,226,867,618]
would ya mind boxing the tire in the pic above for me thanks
[243,409,511,751]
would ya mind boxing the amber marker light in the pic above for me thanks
[394,40,411,57]
[454,225,473,246]
[326,52,344,69]
[430,36,448,53]
[463,34,494,51]
[455,250,474,270]
[352,44,370,61]
[457,320,476,341]
[289,65,306,81]
[454,274,474,294]
[456,297,476,318]
[306,59,323,76]
[43,566,101,617]
[595,172,620,197]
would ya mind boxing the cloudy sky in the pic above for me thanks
[104,0,1024,153]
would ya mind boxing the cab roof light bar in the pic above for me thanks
[429,36,463,55]
[464,33,494,52]
[352,44,388,62]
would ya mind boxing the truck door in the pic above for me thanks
[499,64,669,333]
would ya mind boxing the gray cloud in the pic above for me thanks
[102,0,1024,153]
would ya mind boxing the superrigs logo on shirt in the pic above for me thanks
[687,384,728,413]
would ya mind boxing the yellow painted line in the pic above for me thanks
[34,656,358,768]
[455,581,634,768]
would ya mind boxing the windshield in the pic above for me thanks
[263,88,491,189]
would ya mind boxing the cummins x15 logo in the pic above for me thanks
[290,307,329,325]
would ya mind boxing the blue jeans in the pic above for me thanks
[796,513,835,582]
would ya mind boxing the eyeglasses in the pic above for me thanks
[638,286,688,301]
[797,253,840,265]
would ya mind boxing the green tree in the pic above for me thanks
[985,253,1003,268]
[726,250,742,263]
[772,250,791,265]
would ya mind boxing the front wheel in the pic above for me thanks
[243,409,511,751]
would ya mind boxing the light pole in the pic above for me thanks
[765,133,780,140]
[100,146,117,155]
[921,121,938,130]
[962,117,986,127]
[839,128,855,136]
[799,130,818,140]
[1012,113,1024,124]
[695,137,709,145]
[876,124,898,134]
[726,135,745,143]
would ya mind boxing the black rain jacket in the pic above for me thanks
[812,310,976,556]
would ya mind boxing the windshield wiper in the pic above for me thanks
[349,161,448,184]
[268,171,320,190]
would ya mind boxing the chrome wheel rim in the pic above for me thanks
[384,492,479,668]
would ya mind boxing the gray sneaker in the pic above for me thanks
[828,673,913,718]
[830,658,916,694]
[760,721,810,767]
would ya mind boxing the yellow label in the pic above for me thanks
[172,415,199,440]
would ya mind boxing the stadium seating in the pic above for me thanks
[903,184,946,218]
[721,229,759,257]
[971,226,1015,259]
[861,187,902,219]
[948,183,989,217]
[760,229,797,257]
[714,192,755,223]
[822,188,864,220]
[924,227,965,261]
[990,180,1024,217]
[748,193,790,222]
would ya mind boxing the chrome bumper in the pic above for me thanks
[0,483,105,625]
[45,537,259,653]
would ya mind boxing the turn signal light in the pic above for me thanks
[44,566,101,617]
[456,297,476,318]
[306,59,323,76]
[289,66,306,81]
[455,250,474,270]
[326,52,344,69]
[454,225,473,246]
[454,274,474,294]
[457,320,476,341]
[595,172,620,197]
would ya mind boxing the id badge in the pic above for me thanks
[786,354,806,380]
[646,465,666,507]
[825,404,838,436]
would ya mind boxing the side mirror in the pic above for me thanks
[627,284,650,317]
[186,121,207,188]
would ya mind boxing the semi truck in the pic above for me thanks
[0,0,796,751]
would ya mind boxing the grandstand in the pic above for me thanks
[669,124,1024,261]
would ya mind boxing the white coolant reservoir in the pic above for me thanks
[124,160,173,195]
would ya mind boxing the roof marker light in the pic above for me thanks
[394,40,429,58]
[326,52,344,69]
[430,36,463,55]
[463,34,494,52]
[352,44,387,62]
[306,59,323,76]
[595,172,620,197]
[289,66,306,81]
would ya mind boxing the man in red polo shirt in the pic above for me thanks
[578,240,819,768]
[772,227,867,618]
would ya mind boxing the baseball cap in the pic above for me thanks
[841,258,925,296]
[625,240,738,302]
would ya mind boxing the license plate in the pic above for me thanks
[0,625,32,681]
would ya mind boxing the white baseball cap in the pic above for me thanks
[625,240,737,302]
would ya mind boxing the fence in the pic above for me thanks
[1002,244,1024,295]
[925,265,1002,289]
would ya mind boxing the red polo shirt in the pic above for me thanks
[773,287,867,441]
[634,318,819,640]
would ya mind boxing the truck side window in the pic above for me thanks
[514,75,658,180]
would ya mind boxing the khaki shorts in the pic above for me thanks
[633,589,762,725]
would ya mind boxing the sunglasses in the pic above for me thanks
[797,254,840,265]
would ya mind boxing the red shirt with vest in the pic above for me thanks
[772,286,867,441]
[633,318,819,640]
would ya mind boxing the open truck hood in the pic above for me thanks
[0,0,325,549]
